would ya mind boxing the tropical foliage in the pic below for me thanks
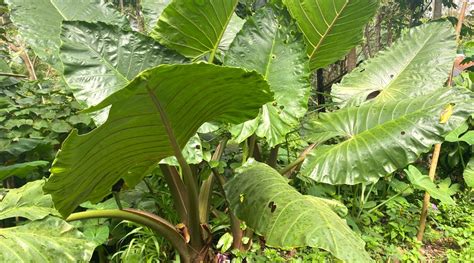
[0,0,473,262]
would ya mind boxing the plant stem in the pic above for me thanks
[248,135,256,161]
[135,0,145,32]
[448,1,468,84]
[279,143,316,177]
[67,209,190,262]
[146,86,203,251]
[416,143,442,241]
[367,186,410,215]
[211,167,243,250]
[9,44,37,81]
[160,164,189,225]
[267,145,280,168]
[0,72,27,78]
[113,192,123,210]
[417,1,467,242]
[199,138,228,224]
[357,182,377,219]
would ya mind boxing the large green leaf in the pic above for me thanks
[5,0,126,68]
[60,21,187,124]
[300,88,474,185]
[151,0,239,59]
[225,160,372,262]
[224,5,310,147]
[405,166,455,205]
[332,22,456,107]
[0,161,49,181]
[0,180,58,220]
[44,63,272,216]
[283,0,378,70]
[464,157,474,188]
[0,217,96,262]
[0,138,45,156]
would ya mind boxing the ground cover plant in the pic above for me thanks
[0,0,473,262]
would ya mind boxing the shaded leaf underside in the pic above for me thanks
[44,63,272,216]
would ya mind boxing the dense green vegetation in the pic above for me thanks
[0,0,473,262]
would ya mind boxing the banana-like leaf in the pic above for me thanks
[301,88,474,185]
[405,166,455,205]
[225,160,372,262]
[0,217,96,262]
[332,22,456,107]
[224,5,310,147]
[283,0,378,70]
[141,0,171,33]
[464,157,474,188]
[0,180,58,221]
[44,63,272,216]
[0,160,48,181]
[151,0,239,59]
[5,0,126,68]
[60,21,187,124]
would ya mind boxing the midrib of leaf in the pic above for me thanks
[377,34,434,101]
[280,208,311,243]
[75,34,129,84]
[309,0,350,58]
[263,32,277,80]
[209,1,239,62]
[49,0,67,20]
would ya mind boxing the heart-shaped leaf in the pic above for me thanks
[301,88,474,185]
[332,22,456,107]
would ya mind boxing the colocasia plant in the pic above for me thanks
[1,0,473,262]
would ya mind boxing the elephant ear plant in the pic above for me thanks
[3,0,474,262]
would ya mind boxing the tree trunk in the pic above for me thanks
[119,0,124,13]
[387,21,393,47]
[433,0,443,19]
[364,25,373,59]
[375,14,382,52]
[316,69,325,112]
[346,48,357,73]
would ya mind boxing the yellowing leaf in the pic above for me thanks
[439,103,454,124]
